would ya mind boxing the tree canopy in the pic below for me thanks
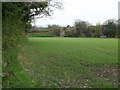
[2,1,62,50]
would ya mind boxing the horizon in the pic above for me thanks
[31,0,120,27]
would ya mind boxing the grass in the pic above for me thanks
[0,44,2,89]
[2,48,34,88]
[29,32,55,37]
[18,37,118,88]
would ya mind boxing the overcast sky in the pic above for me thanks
[32,0,120,27]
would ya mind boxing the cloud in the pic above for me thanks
[1,0,47,2]
[32,0,119,26]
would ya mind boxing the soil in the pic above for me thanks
[89,64,118,85]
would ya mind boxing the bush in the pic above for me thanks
[2,2,29,87]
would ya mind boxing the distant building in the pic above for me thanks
[60,30,66,37]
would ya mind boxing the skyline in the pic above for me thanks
[31,0,120,27]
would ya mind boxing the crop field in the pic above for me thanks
[18,37,118,88]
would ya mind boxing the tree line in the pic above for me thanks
[73,19,119,38]
[31,19,119,38]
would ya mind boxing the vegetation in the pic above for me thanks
[2,1,62,87]
[18,37,118,88]
[30,19,119,38]
[2,1,118,88]
[2,2,52,50]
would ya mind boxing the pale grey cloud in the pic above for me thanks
[32,0,120,27]
[0,0,47,2]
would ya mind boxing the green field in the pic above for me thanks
[18,37,118,88]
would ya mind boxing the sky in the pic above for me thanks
[31,0,120,27]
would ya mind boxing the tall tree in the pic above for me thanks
[95,23,102,37]
[103,19,117,37]
[74,20,90,37]
[2,1,62,50]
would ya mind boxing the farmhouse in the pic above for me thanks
[60,31,66,37]
[60,25,76,37]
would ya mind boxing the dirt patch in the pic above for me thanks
[89,64,118,85]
